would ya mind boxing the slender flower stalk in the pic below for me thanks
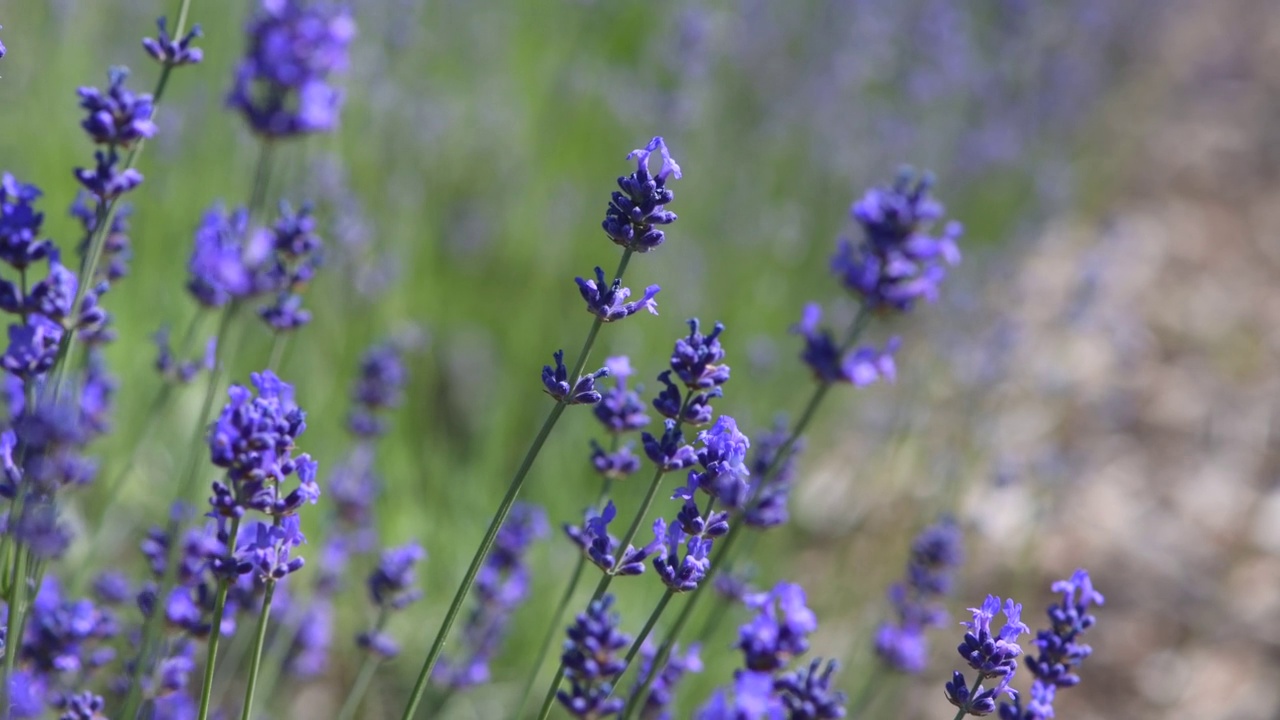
[403,136,681,720]
[238,578,278,720]
[195,518,241,720]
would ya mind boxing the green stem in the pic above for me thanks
[588,464,665,601]
[617,590,693,720]
[336,653,381,720]
[1,544,28,712]
[120,303,241,720]
[845,664,885,718]
[238,579,277,720]
[249,142,276,222]
[512,553,586,719]
[613,589,675,719]
[196,516,242,720]
[399,251,630,720]
[512,469,616,719]
[398,401,568,720]
[267,332,289,372]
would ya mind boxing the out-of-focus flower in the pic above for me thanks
[143,16,204,67]
[557,594,632,719]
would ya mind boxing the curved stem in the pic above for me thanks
[512,553,586,719]
[400,251,631,720]
[612,589,674,719]
[511,468,616,719]
[336,654,381,720]
[398,402,568,720]
[267,332,289,372]
[196,516,242,720]
[238,579,277,720]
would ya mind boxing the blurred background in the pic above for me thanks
[2,0,1278,718]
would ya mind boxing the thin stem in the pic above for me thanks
[845,664,885,718]
[238,579,277,720]
[658,523,742,655]
[618,591,693,720]
[196,516,242,720]
[613,589,674,719]
[267,332,289,372]
[512,469,616,719]
[398,402,568,720]
[399,251,630,720]
[121,303,241,720]
[588,464,664,601]
[336,653,381,720]
[512,553,586,719]
[249,142,276,222]
[0,544,28,712]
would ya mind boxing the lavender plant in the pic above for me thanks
[0,4,1121,718]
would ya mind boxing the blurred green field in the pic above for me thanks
[0,1,1144,717]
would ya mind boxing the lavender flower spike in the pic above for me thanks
[143,16,204,67]
[998,570,1104,720]
[558,595,632,719]
[793,303,899,386]
[946,595,1029,716]
[542,349,609,405]
[875,518,964,674]
[576,266,661,322]
[603,137,682,253]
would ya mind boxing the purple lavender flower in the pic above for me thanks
[946,596,1029,715]
[652,518,713,592]
[542,349,609,405]
[590,440,642,480]
[652,370,721,427]
[54,692,106,720]
[70,193,131,283]
[603,137,682,253]
[0,173,52,270]
[641,420,698,473]
[23,578,117,675]
[348,340,406,437]
[367,542,425,611]
[435,503,547,689]
[26,251,78,322]
[8,670,46,718]
[77,68,157,147]
[565,501,658,576]
[670,319,730,389]
[875,518,963,673]
[776,658,848,719]
[738,582,818,673]
[593,356,651,433]
[831,169,963,312]
[629,642,703,720]
[207,371,316,520]
[713,568,757,604]
[73,150,143,201]
[228,0,357,138]
[3,316,63,380]
[792,304,899,386]
[999,570,1104,720]
[153,327,216,385]
[577,266,661,322]
[696,671,783,720]
[558,594,632,719]
[185,205,261,307]
[741,422,803,530]
[238,516,307,580]
[143,16,204,67]
[690,416,752,508]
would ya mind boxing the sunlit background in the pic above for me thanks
[1,0,1277,718]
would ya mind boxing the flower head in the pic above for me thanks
[558,594,632,719]
[603,137,681,252]
[367,542,425,611]
[776,658,848,719]
[875,518,964,673]
[577,267,661,322]
[629,643,702,720]
[542,349,609,405]
[831,168,962,312]
[0,173,52,270]
[77,67,157,147]
[143,16,205,66]
[738,582,818,673]
[228,0,356,138]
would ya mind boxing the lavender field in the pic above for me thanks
[0,0,1275,718]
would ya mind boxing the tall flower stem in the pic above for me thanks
[196,515,243,720]
[238,578,277,720]
[399,252,630,720]
[616,591,692,720]
[511,474,615,718]
[52,0,198,395]
[0,543,28,711]
[267,332,289,372]
[336,645,382,720]
[120,303,242,720]
[611,589,675,719]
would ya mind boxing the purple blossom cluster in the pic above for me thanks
[74,68,154,201]
[628,642,703,720]
[997,570,1104,720]
[557,594,632,718]
[698,581,846,719]
[875,517,964,673]
[187,201,324,332]
[831,169,963,312]
[945,596,1031,716]
[357,542,426,659]
[228,0,356,138]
